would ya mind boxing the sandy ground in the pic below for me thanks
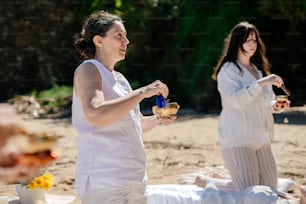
[1,106,306,203]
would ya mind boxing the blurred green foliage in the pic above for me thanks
[29,84,73,109]
[36,84,72,101]
[0,0,305,112]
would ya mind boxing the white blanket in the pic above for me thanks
[146,184,292,204]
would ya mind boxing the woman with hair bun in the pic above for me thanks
[72,10,176,203]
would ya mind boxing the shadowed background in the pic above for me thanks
[0,0,305,113]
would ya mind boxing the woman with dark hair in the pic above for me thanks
[208,21,290,192]
[72,10,176,203]
[212,22,271,81]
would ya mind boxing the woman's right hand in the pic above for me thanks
[257,74,284,88]
[140,80,169,99]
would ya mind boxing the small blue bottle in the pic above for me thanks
[156,95,167,108]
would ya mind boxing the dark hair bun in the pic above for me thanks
[74,38,87,51]
[74,38,95,60]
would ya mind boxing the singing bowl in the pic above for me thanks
[275,95,288,102]
[152,102,180,117]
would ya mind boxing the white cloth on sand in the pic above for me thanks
[146,184,291,204]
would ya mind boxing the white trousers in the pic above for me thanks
[80,179,147,204]
[220,143,278,192]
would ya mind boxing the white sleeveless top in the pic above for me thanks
[72,59,147,195]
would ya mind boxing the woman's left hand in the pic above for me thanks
[158,115,177,126]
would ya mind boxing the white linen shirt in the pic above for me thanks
[72,59,147,195]
[217,62,276,149]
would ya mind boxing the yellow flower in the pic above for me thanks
[28,181,37,190]
[43,173,53,182]
[34,177,44,186]
[42,180,53,191]
[25,172,54,191]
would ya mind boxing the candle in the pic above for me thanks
[0,196,8,204]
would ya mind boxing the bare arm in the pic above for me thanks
[141,115,177,133]
[141,115,160,132]
[74,63,169,127]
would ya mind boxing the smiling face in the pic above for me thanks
[100,21,129,64]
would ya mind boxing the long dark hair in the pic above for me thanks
[74,11,122,60]
[212,21,270,80]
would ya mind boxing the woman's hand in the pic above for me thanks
[140,80,169,99]
[158,115,177,126]
[273,100,291,112]
[141,114,177,132]
[257,74,284,88]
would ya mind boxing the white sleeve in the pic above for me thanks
[217,64,262,109]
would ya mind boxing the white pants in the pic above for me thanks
[81,179,147,204]
[220,143,278,191]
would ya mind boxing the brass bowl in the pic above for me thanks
[275,95,288,102]
[152,102,180,117]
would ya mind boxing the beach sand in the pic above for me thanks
[1,106,306,203]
